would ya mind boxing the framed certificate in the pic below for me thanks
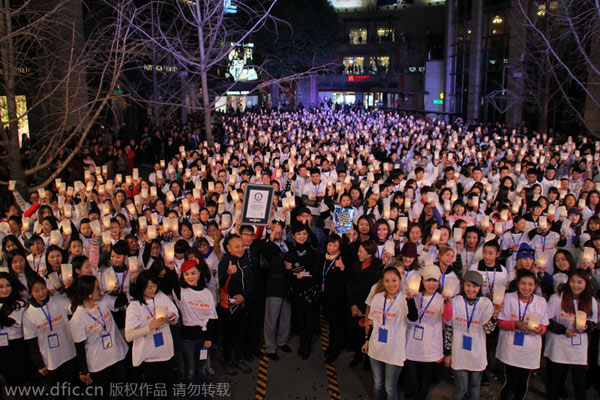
[241,184,275,226]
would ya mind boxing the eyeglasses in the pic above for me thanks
[520,249,535,256]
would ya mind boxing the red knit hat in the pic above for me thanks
[180,259,198,274]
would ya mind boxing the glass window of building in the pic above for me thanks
[489,14,505,35]
[368,57,390,73]
[343,57,365,74]
[348,28,368,45]
[376,28,394,43]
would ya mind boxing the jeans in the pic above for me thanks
[370,358,403,400]
[453,369,482,400]
[181,338,208,386]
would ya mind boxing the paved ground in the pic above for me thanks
[209,331,599,400]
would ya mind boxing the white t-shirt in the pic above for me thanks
[496,292,549,369]
[440,272,460,296]
[22,294,76,371]
[406,292,444,362]
[99,266,132,303]
[543,293,598,365]
[125,291,178,367]
[367,291,409,366]
[449,295,494,371]
[69,296,129,373]
[27,254,47,276]
[0,303,25,340]
[468,264,508,297]
[174,287,218,329]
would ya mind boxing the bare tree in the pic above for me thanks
[517,0,600,135]
[0,0,134,191]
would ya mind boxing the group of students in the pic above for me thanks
[1,109,600,400]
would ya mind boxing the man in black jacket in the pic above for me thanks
[256,221,293,360]
[217,234,254,375]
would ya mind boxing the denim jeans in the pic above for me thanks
[181,338,208,399]
[453,369,482,400]
[369,358,403,400]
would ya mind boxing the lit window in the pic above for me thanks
[343,57,365,74]
[537,4,546,16]
[376,28,394,43]
[368,57,390,73]
[349,29,367,45]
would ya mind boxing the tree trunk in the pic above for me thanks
[201,70,213,146]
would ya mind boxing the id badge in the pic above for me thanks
[571,333,582,346]
[101,333,113,349]
[48,333,60,349]
[413,325,425,341]
[199,348,208,360]
[513,331,525,346]
[153,332,164,347]
[378,327,388,343]
[0,333,9,347]
[462,335,472,351]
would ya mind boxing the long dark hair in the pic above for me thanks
[2,235,27,254]
[6,250,38,284]
[45,245,65,274]
[0,272,26,317]
[72,275,97,310]
[130,270,159,305]
[560,269,594,316]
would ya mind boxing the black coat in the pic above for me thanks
[347,258,383,314]
[319,254,347,320]
[255,239,290,298]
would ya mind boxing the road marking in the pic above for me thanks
[255,348,269,400]
[320,313,342,400]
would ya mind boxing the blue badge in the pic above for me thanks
[571,333,582,346]
[47,333,60,349]
[513,331,525,346]
[413,325,424,341]
[0,333,8,347]
[378,327,388,343]
[462,335,472,351]
[153,332,164,347]
[101,333,113,349]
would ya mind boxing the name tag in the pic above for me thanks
[101,333,113,349]
[571,333,582,346]
[153,332,164,347]
[513,331,525,346]
[462,335,472,351]
[413,325,424,341]
[199,348,208,360]
[378,327,388,343]
[0,333,9,347]
[48,333,60,349]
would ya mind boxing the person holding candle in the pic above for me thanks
[27,234,47,276]
[0,271,32,386]
[362,267,418,400]
[373,219,395,265]
[22,275,79,391]
[125,270,179,389]
[544,269,598,400]
[404,264,446,400]
[459,227,483,272]
[6,250,38,295]
[436,245,462,297]
[443,271,500,400]
[507,243,552,296]
[98,241,131,329]
[469,240,508,298]
[70,275,129,396]
[527,219,565,274]
[501,215,528,275]
[496,269,549,400]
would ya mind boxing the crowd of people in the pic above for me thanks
[0,108,600,400]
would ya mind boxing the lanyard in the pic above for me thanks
[485,268,496,291]
[418,293,437,323]
[114,268,128,289]
[441,274,446,290]
[541,235,547,251]
[464,298,479,333]
[377,245,384,259]
[512,232,524,248]
[466,249,476,266]
[517,296,532,322]
[32,255,40,273]
[382,293,399,326]
[321,257,337,283]
[85,306,108,332]
[40,304,53,331]
[573,299,579,328]
[144,298,156,319]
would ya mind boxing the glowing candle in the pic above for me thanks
[442,277,458,297]
[102,231,112,245]
[166,191,176,203]
[481,215,490,229]
[444,199,451,212]
[133,168,139,181]
[583,247,595,262]
[126,176,132,185]
[138,217,147,231]
[164,243,175,262]
[398,217,408,231]
[102,216,111,228]
[208,182,215,192]
[527,312,541,329]
[537,252,549,268]
[147,225,157,240]
[141,188,148,199]
[8,180,16,191]
[22,217,30,231]
[103,268,118,291]
[170,218,178,233]
[408,274,422,294]
[48,272,62,290]
[576,310,587,330]
[62,220,72,235]
[192,224,202,238]
[190,203,200,215]
[155,305,168,319]
[102,204,110,216]
[181,199,190,213]
[61,264,73,281]
[453,227,463,243]
[495,222,503,235]
[431,229,441,242]
[134,195,142,205]
[539,216,548,230]
[231,190,240,203]
[493,285,506,305]
[151,213,159,226]
[86,181,94,192]
[126,204,136,215]
[90,220,102,237]
[384,241,395,256]
[162,218,171,232]
[500,210,508,221]
[128,257,139,273]
[221,214,232,228]
[50,230,61,246]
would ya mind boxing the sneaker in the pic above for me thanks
[237,360,252,373]
[279,345,292,353]
[225,362,238,376]
[266,353,279,361]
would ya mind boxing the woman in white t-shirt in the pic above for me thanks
[166,259,217,393]
[404,264,445,400]
[70,275,129,397]
[22,275,78,389]
[362,267,418,400]
[125,270,179,388]
[443,271,499,400]
[544,269,598,400]
[496,269,549,400]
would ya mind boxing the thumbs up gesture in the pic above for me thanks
[227,261,237,275]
